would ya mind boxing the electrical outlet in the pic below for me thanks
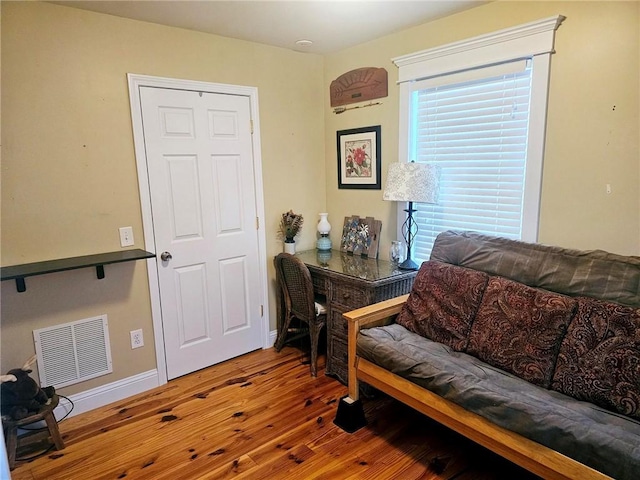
[119,226,134,247]
[130,329,144,349]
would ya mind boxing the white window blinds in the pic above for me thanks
[393,16,565,264]
[410,60,533,261]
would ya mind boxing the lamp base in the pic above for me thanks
[398,257,420,270]
[399,202,420,271]
[316,235,332,251]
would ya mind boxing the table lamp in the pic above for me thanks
[383,162,440,270]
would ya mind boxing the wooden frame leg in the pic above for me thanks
[4,425,17,470]
[43,411,64,450]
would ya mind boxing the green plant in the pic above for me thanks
[279,210,303,242]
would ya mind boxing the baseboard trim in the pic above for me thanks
[269,329,277,346]
[54,369,160,419]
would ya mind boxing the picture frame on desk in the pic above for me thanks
[337,125,381,190]
[339,215,381,258]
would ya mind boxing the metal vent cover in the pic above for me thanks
[33,315,113,388]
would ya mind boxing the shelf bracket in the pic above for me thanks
[15,278,26,293]
[96,265,105,280]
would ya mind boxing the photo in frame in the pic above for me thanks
[340,215,382,258]
[336,125,381,189]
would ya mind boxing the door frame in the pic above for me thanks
[127,73,270,385]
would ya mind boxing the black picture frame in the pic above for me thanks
[337,125,381,190]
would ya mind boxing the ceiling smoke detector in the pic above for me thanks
[295,39,313,47]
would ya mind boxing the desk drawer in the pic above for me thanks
[330,282,369,308]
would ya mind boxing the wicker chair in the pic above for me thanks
[274,253,327,376]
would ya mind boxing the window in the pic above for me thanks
[410,60,532,260]
[393,16,565,261]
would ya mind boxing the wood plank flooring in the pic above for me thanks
[10,347,539,480]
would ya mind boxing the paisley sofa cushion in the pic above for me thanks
[466,276,576,388]
[551,297,640,420]
[396,261,489,351]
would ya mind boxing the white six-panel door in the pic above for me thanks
[139,86,263,379]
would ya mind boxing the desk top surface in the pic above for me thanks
[296,249,416,283]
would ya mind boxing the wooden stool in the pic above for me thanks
[2,394,64,470]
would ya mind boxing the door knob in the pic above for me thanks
[160,251,173,261]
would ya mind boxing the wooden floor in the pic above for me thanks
[10,347,539,480]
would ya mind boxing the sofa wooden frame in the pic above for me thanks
[344,294,612,480]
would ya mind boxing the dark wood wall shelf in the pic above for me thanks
[1,249,156,293]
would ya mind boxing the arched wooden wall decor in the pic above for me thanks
[330,67,388,107]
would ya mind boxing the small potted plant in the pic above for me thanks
[279,210,303,254]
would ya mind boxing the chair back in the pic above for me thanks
[274,253,317,323]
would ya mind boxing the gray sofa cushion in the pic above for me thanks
[430,230,640,308]
[358,323,640,480]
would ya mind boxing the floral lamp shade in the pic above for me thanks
[383,162,440,204]
[383,162,440,270]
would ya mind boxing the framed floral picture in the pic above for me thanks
[336,125,381,189]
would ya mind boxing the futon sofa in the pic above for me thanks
[343,231,640,480]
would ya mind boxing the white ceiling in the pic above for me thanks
[52,1,484,54]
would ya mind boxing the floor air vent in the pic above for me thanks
[33,315,113,388]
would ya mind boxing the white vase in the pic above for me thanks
[284,241,296,254]
[316,213,332,251]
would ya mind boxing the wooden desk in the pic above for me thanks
[294,250,417,384]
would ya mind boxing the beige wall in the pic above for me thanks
[1,1,325,394]
[324,1,640,258]
[1,1,639,398]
